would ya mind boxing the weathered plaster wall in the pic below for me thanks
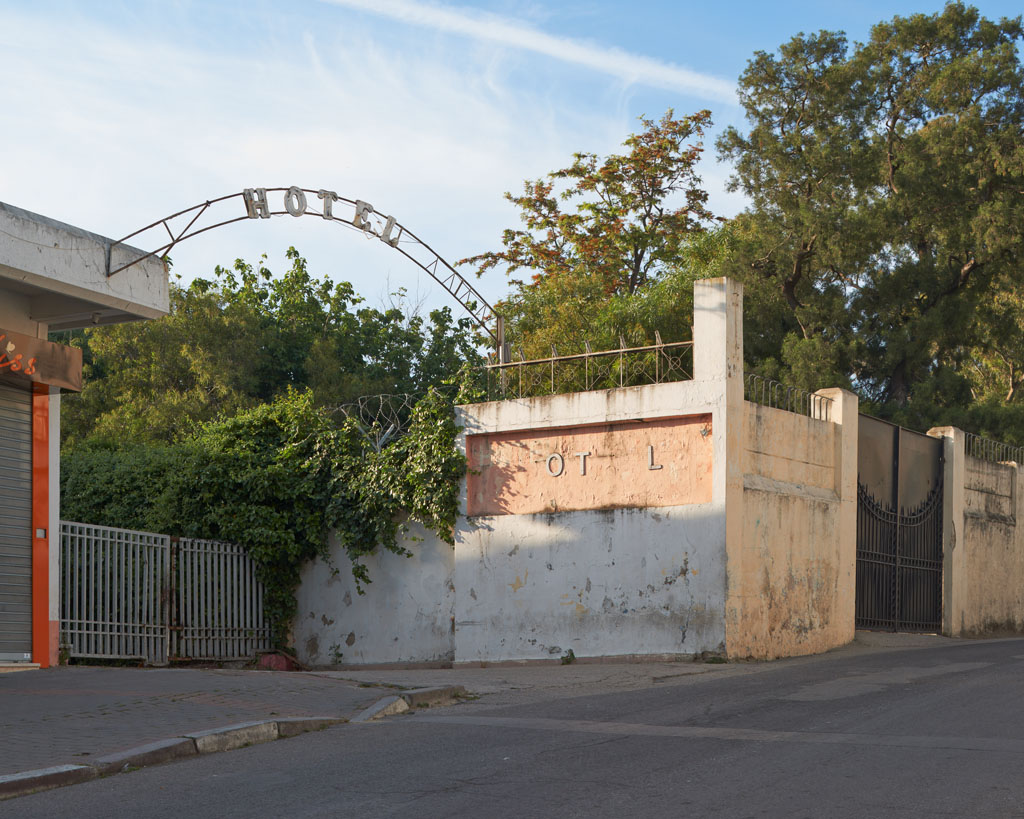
[929,426,1024,637]
[960,456,1024,635]
[293,521,454,666]
[466,414,713,516]
[456,376,728,663]
[454,506,725,661]
[727,390,858,660]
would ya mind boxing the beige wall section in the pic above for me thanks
[726,389,858,659]
[931,424,1024,637]
[961,456,1024,634]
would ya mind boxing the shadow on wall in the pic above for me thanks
[292,500,728,667]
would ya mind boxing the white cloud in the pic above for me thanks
[319,0,737,104]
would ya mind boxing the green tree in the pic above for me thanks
[61,385,467,644]
[718,3,1024,409]
[59,249,482,446]
[460,110,722,357]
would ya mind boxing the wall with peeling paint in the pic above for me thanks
[454,505,725,661]
[293,521,454,666]
[726,391,858,660]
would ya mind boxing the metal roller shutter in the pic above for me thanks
[0,382,33,661]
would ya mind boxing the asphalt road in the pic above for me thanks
[10,637,1024,818]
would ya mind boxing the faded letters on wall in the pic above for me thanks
[466,414,712,516]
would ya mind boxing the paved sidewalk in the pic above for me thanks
[0,666,383,777]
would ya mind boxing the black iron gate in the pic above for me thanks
[856,415,944,632]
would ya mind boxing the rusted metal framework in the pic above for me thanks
[105,187,504,353]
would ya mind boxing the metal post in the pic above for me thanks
[496,316,508,365]
[892,426,902,632]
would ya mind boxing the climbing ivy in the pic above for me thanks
[62,386,466,646]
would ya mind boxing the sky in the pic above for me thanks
[1,0,1021,329]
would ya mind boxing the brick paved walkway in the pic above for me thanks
[0,666,382,776]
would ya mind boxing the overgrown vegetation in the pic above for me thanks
[59,2,1024,644]
[62,387,465,644]
[59,251,478,644]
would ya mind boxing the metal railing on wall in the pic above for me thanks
[61,522,272,666]
[744,373,833,421]
[964,432,1024,465]
[482,338,694,401]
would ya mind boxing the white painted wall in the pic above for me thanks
[0,291,42,338]
[454,506,725,662]
[293,521,455,666]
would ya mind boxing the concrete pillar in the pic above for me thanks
[817,388,859,643]
[693,277,743,387]
[693,278,747,657]
[928,426,965,636]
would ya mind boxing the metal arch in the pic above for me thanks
[106,187,504,349]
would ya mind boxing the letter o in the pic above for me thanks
[284,186,307,216]
[546,453,565,477]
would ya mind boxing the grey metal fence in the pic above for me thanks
[174,538,271,661]
[60,522,272,665]
[61,522,171,665]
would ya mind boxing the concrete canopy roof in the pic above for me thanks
[0,201,169,331]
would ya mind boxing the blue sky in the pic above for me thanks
[1,0,1021,323]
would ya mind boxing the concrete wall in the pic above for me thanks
[293,277,858,666]
[728,391,858,660]
[456,380,728,663]
[961,456,1024,634]
[931,425,1024,637]
[293,521,455,666]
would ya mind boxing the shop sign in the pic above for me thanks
[0,328,82,391]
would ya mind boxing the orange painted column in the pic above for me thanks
[31,384,51,668]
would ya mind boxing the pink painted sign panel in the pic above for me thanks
[466,414,713,516]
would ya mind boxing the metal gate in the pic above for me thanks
[856,415,944,632]
[61,522,272,665]
[0,383,33,662]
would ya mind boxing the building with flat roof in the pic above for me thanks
[0,202,168,667]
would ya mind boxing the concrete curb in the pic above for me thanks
[0,716,345,801]
[351,685,468,723]
[0,765,98,800]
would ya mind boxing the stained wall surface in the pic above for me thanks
[466,415,713,516]
[727,393,857,660]
[293,521,455,666]
[455,381,728,663]
[960,456,1024,634]
[292,278,860,666]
